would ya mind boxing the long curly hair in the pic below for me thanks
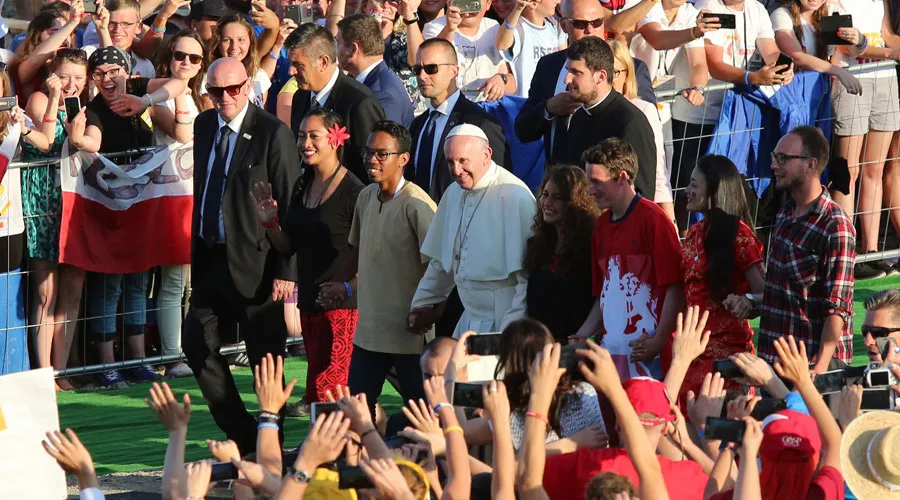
[780,0,829,59]
[155,30,210,112]
[523,164,600,280]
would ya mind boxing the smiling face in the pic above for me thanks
[169,37,204,81]
[445,135,492,190]
[586,162,626,210]
[92,63,127,101]
[365,131,408,184]
[55,61,88,104]
[771,133,813,192]
[685,167,709,212]
[218,22,252,62]
[799,0,826,13]
[539,178,567,226]
[297,115,338,166]
[108,8,140,50]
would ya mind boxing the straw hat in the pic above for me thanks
[841,410,900,499]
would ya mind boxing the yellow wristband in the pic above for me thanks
[443,425,464,436]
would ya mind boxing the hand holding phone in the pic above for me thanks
[465,332,501,356]
[703,12,735,29]
[705,417,745,443]
[775,53,793,75]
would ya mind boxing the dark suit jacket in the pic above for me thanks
[193,104,301,299]
[290,70,386,182]
[363,60,414,128]
[515,48,656,162]
[405,92,511,202]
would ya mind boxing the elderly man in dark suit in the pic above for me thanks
[407,38,510,203]
[287,23,385,182]
[336,14,414,127]
[183,57,301,455]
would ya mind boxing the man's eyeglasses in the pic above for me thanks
[206,80,247,99]
[862,325,900,339]
[362,148,401,162]
[173,51,203,65]
[109,21,138,30]
[565,17,604,30]
[771,152,810,165]
[92,68,122,81]
[412,63,456,75]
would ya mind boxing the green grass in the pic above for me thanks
[57,276,900,474]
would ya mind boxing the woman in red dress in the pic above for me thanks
[680,155,765,400]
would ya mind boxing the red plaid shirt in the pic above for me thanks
[757,189,856,365]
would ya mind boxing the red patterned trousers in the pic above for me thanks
[300,308,358,403]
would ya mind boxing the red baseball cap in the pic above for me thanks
[623,377,674,427]
[759,410,821,463]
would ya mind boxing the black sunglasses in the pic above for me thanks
[565,17,604,30]
[173,50,203,65]
[206,79,247,99]
[862,325,900,339]
[412,63,456,75]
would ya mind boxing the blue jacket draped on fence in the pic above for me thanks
[477,96,546,191]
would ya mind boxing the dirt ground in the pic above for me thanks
[66,471,232,499]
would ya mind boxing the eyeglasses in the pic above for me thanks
[862,325,900,339]
[613,69,626,78]
[109,21,138,30]
[362,148,401,161]
[412,63,456,75]
[565,17,604,30]
[173,51,203,65]
[771,152,810,165]
[91,67,122,80]
[206,79,247,99]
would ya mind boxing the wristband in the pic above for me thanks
[433,402,451,413]
[443,425,464,435]
[258,422,279,431]
[21,127,31,137]
[43,115,56,124]
[149,24,165,35]
[403,14,419,25]
[525,411,549,424]
[503,19,517,30]
[259,410,279,418]
[175,119,192,125]
[261,216,279,229]
[744,71,751,86]
[142,94,155,108]
[343,281,352,299]
[268,50,280,60]
[360,426,378,439]
[697,429,705,440]
[690,27,698,39]
[175,110,190,115]
[258,414,280,425]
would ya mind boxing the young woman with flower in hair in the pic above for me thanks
[250,108,364,412]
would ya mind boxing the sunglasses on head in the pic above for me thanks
[173,51,203,65]
[206,80,247,99]
[862,325,900,339]
[412,63,456,75]
[566,17,604,30]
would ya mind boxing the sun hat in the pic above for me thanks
[841,410,900,499]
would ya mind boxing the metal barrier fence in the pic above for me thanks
[1,60,899,382]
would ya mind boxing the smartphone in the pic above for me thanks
[750,398,787,421]
[813,369,846,395]
[877,337,898,361]
[703,12,736,30]
[560,342,590,369]
[713,359,743,379]
[705,417,745,443]
[64,96,80,123]
[819,13,853,45]
[338,466,374,490]
[210,461,239,482]
[452,382,484,409]
[310,401,340,424]
[83,0,98,14]
[775,53,793,75]
[450,0,482,14]
[861,387,896,411]
[466,332,501,356]
[0,97,15,112]
[285,3,317,24]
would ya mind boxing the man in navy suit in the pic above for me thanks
[337,14,414,127]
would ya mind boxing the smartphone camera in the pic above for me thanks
[713,359,743,379]
[310,402,341,424]
[452,382,484,409]
[338,466,374,490]
[705,417,745,444]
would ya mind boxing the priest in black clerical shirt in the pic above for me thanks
[550,37,657,201]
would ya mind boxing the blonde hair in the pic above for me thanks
[392,458,430,500]
[609,40,638,100]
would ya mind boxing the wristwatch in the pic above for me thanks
[499,73,509,85]
[403,14,419,25]
[287,467,312,483]
[744,293,757,307]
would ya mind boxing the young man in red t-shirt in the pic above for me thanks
[542,377,707,499]
[571,138,683,381]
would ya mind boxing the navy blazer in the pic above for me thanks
[363,60,414,128]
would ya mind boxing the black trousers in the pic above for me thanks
[182,243,287,455]
[348,344,426,433]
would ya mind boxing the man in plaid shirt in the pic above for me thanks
[727,126,856,373]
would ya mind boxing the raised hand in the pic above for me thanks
[730,352,776,387]
[423,375,451,408]
[838,384,863,430]
[694,10,720,34]
[482,380,510,423]
[686,372,726,430]
[725,395,761,420]
[772,335,810,385]
[400,398,446,456]
[42,429,95,477]
[146,382,192,432]
[671,306,711,364]
[206,439,241,463]
[254,353,297,414]
[185,460,213,499]
[360,458,416,500]
[250,182,279,225]
[296,410,352,469]
[93,3,110,32]
[336,392,374,434]
[739,417,764,457]
[576,339,620,396]
[46,74,62,99]
[250,0,280,30]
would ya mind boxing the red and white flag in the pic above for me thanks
[59,143,194,273]
[0,123,24,238]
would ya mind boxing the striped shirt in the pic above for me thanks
[757,189,856,365]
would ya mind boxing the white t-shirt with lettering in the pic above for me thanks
[635,2,705,122]
[833,0,892,78]
[689,0,775,125]
[423,17,505,99]
[504,17,567,97]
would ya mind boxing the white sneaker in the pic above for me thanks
[166,362,194,378]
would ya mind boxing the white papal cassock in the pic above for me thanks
[411,161,536,338]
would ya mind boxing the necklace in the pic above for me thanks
[305,165,341,208]
[453,183,491,262]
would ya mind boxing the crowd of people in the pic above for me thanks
[0,0,898,497]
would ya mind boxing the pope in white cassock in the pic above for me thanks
[408,123,536,339]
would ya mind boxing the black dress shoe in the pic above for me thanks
[285,400,310,417]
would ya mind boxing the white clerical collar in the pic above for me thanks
[468,161,499,192]
[582,87,612,116]
[313,66,341,107]
[356,60,382,84]
[429,89,462,116]
[392,177,406,198]
[217,100,250,134]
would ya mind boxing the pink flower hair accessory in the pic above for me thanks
[327,124,351,148]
